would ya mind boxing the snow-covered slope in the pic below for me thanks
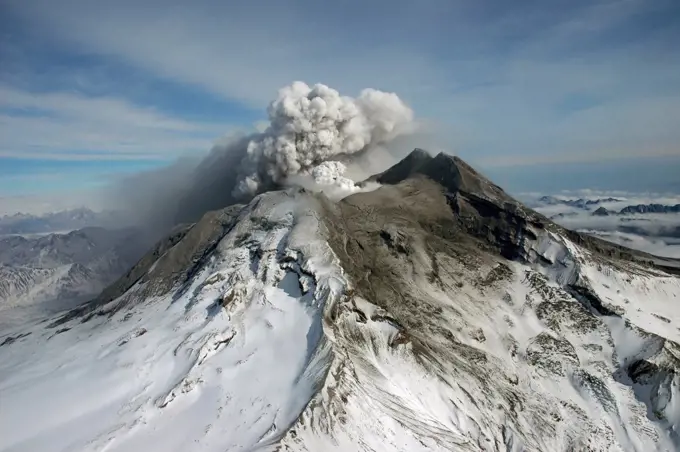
[0,191,346,452]
[1,151,678,451]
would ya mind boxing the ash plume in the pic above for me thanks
[310,161,357,192]
[233,81,414,196]
[108,82,415,236]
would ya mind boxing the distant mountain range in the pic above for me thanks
[0,226,147,323]
[0,264,97,311]
[619,203,680,214]
[592,204,680,216]
[535,196,680,218]
[0,208,118,235]
[537,195,623,209]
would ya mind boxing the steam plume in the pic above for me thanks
[311,161,358,192]
[234,81,414,196]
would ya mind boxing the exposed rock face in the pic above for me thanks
[526,332,580,376]
[372,149,515,204]
[369,150,551,263]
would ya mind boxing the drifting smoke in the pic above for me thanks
[108,81,415,236]
[283,160,381,202]
[310,161,358,192]
[234,81,414,196]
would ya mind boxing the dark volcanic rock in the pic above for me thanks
[366,150,550,262]
[367,149,680,273]
[373,150,514,204]
[366,148,433,186]
[527,332,579,376]
[571,369,618,415]
[0,332,31,347]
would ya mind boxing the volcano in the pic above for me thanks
[1,150,679,451]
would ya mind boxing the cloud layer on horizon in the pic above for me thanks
[528,190,680,258]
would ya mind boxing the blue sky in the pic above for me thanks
[1,0,680,209]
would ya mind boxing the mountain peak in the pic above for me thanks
[372,149,512,204]
[360,149,680,272]
[592,206,610,216]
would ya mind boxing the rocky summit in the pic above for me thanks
[1,150,679,452]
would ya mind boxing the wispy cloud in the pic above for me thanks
[0,86,213,132]
[2,0,453,108]
[0,85,229,160]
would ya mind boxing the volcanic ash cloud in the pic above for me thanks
[233,81,414,196]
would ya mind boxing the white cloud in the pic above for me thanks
[558,213,680,233]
